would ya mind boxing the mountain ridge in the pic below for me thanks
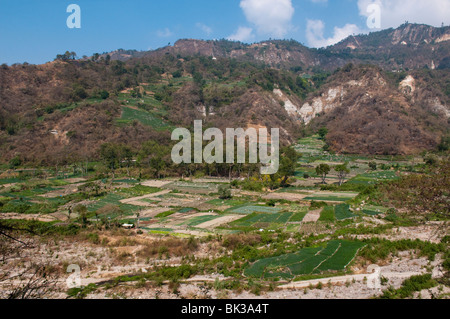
[91,23,450,71]
[0,23,449,164]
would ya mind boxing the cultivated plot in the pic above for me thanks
[244,240,366,280]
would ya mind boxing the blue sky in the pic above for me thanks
[0,0,449,65]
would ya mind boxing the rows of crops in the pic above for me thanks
[87,193,139,217]
[118,106,171,130]
[207,199,247,207]
[318,204,357,221]
[177,215,220,227]
[334,204,357,220]
[232,211,307,227]
[303,195,354,202]
[228,205,283,215]
[348,170,398,185]
[244,240,366,279]
[362,205,388,216]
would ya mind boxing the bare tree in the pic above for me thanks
[0,224,60,299]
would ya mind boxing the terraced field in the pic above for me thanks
[303,192,358,202]
[244,240,366,279]
[227,205,283,215]
[334,204,357,220]
[347,171,399,185]
[118,106,172,130]
[231,211,307,228]
[87,193,140,217]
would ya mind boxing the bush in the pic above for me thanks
[310,201,328,209]
[241,179,264,192]
[9,156,22,169]
[267,200,276,207]
[380,274,437,299]
[218,185,232,200]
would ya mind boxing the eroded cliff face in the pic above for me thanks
[299,66,449,155]
[298,73,389,125]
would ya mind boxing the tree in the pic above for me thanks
[100,90,110,100]
[318,127,328,140]
[218,185,232,200]
[278,146,301,187]
[55,51,77,62]
[120,145,134,177]
[138,141,169,179]
[78,181,102,197]
[73,204,88,227]
[335,163,350,186]
[369,161,377,171]
[9,155,22,170]
[316,164,331,184]
[437,135,450,152]
[100,143,121,181]
[424,154,439,167]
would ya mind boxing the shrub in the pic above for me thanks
[310,201,328,209]
[218,185,232,200]
[380,274,437,299]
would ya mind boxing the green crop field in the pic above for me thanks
[289,211,308,222]
[334,204,357,220]
[319,206,336,222]
[348,171,399,185]
[0,178,24,185]
[118,106,171,130]
[231,211,305,228]
[362,205,389,216]
[207,198,247,207]
[228,205,283,215]
[178,215,220,227]
[244,240,366,279]
[167,182,218,193]
[303,195,355,202]
[87,193,140,217]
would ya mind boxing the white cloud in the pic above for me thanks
[156,28,173,38]
[196,23,213,36]
[240,0,295,38]
[306,20,361,48]
[227,26,255,42]
[358,0,450,29]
